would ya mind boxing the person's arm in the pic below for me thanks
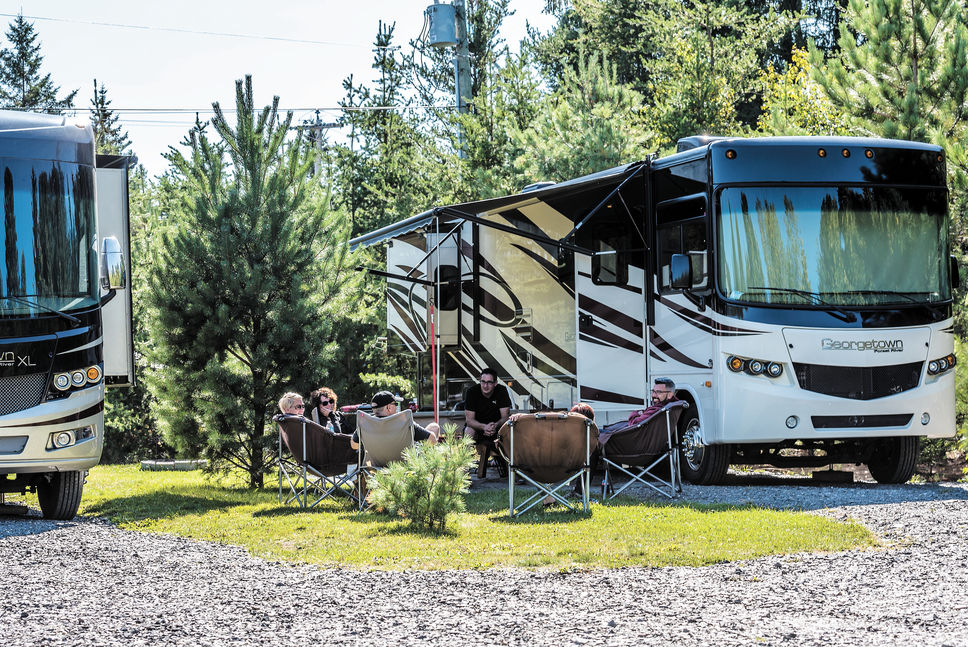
[464,410,485,433]
[494,407,510,431]
[350,430,360,450]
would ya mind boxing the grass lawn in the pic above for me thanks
[16,465,875,570]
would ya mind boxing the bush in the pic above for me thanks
[368,425,477,531]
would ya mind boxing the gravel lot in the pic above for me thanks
[1,477,967,647]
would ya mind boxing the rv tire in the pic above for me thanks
[678,413,730,485]
[36,471,84,520]
[866,437,919,484]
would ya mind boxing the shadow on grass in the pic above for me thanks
[84,491,246,523]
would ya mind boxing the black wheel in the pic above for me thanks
[678,413,730,485]
[867,437,919,484]
[36,471,84,520]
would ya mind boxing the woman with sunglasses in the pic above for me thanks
[278,392,306,416]
[308,386,343,434]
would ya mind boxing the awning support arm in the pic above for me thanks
[435,206,596,256]
[559,164,647,245]
[405,220,464,280]
[355,267,436,287]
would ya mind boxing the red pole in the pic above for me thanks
[430,303,438,424]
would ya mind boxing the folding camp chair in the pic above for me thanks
[354,410,416,511]
[274,413,360,508]
[497,412,599,516]
[599,400,688,500]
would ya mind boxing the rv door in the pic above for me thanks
[95,155,135,386]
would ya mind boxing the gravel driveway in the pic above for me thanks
[1,478,967,647]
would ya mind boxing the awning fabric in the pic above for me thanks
[349,160,647,251]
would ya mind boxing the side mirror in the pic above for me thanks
[100,236,126,290]
[670,253,692,290]
[951,255,961,290]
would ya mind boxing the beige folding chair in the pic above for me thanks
[274,413,359,508]
[354,409,416,511]
[497,412,599,516]
[599,401,688,500]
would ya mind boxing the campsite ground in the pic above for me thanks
[1,474,966,646]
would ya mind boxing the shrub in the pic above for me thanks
[368,425,477,531]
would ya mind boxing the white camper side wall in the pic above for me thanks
[95,165,134,386]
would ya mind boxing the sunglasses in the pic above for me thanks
[294,404,305,409]
[480,380,495,385]
[319,399,333,406]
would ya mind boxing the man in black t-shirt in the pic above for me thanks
[463,368,512,443]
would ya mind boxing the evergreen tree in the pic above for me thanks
[511,54,657,182]
[0,15,77,112]
[89,79,131,155]
[148,76,357,487]
[808,0,968,143]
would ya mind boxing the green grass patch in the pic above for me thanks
[17,465,875,570]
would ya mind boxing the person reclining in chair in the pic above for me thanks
[350,390,439,450]
[603,377,679,433]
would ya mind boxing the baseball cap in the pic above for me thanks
[371,391,403,408]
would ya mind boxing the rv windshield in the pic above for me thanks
[0,158,97,317]
[717,185,949,307]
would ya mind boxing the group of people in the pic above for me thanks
[277,369,678,471]
[277,387,440,451]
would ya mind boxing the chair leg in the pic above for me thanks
[476,442,490,479]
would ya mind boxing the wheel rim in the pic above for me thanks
[681,418,703,471]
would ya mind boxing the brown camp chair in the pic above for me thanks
[599,400,688,500]
[274,413,359,508]
[497,412,599,516]
[354,410,416,511]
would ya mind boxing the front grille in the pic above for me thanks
[812,414,913,429]
[0,373,48,415]
[793,362,922,400]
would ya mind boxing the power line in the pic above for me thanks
[0,12,400,49]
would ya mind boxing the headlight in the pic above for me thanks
[928,360,940,374]
[53,372,71,391]
[928,354,957,375]
[70,370,86,387]
[727,355,783,379]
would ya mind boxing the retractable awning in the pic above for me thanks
[349,160,649,253]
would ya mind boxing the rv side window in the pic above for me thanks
[657,216,708,293]
[592,236,628,285]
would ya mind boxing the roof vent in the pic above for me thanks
[676,135,727,153]
[521,181,556,193]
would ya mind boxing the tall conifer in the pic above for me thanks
[0,15,76,112]
[89,79,131,155]
[149,76,356,487]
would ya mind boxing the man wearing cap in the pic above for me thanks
[350,390,439,450]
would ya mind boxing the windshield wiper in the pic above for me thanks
[0,296,81,325]
[838,289,947,315]
[745,286,857,323]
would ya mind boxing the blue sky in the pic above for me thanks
[1,1,555,176]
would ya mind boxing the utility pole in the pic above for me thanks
[293,111,338,179]
[453,0,472,115]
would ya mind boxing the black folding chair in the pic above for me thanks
[274,413,359,508]
[599,401,688,500]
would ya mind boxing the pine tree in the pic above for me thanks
[148,76,358,487]
[89,79,131,155]
[0,15,77,112]
[808,0,968,143]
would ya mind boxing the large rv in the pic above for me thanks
[0,111,133,519]
[351,136,957,484]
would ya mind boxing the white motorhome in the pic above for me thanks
[352,136,957,484]
[0,111,134,518]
